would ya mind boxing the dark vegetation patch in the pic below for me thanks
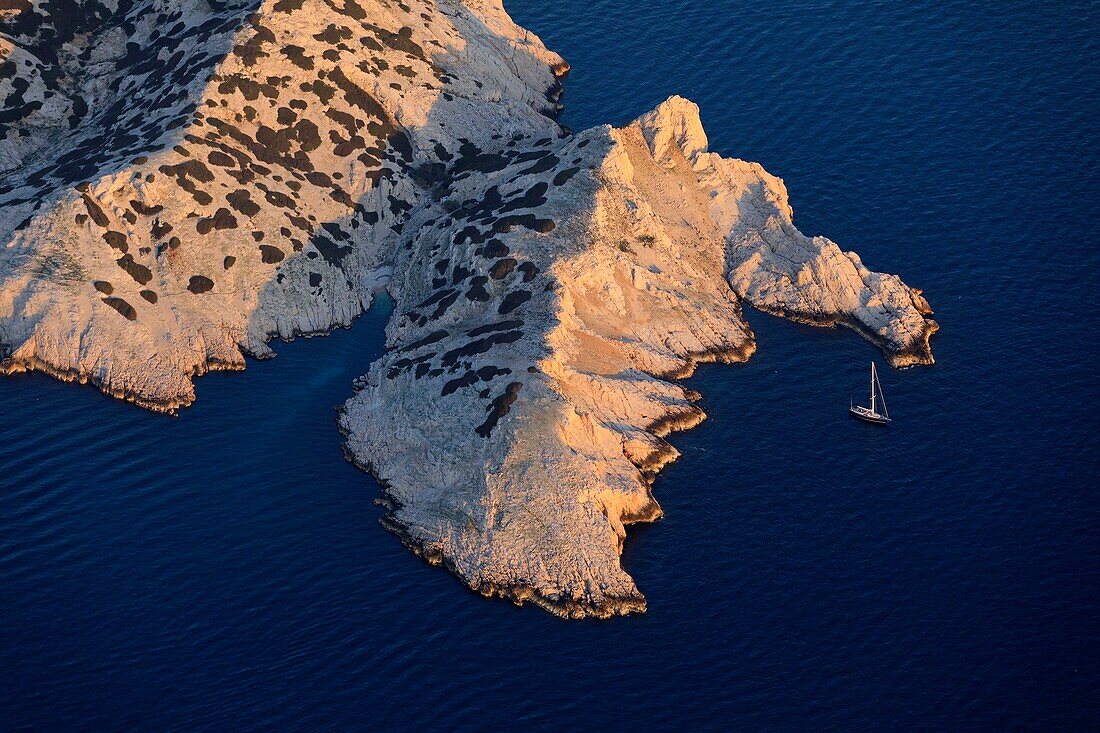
[430,290,460,319]
[159,159,215,205]
[518,154,559,176]
[495,214,555,234]
[212,207,238,229]
[81,194,109,226]
[129,199,163,216]
[259,244,285,264]
[476,382,523,438]
[498,289,532,314]
[226,189,260,216]
[312,234,350,266]
[233,24,275,67]
[102,296,136,321]
[102,230,128,252]
[281,44,314,70]
[187,275,214,294]
[116,253,152,284]
[450,141,508,175]
[467,319,523,337]
[207,150,236,167]
[489,258,516,279]
[553,166,579,186]
[401,329,448,352]
[517,262,539,282]
[441,331,523,367]
[416,287,455,309]
[465,276,490,301]
[442,365,513,396]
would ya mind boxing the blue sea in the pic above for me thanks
[2,1,1098,729]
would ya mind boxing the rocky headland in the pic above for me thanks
[0,0,936,617]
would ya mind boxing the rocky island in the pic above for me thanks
[0,0,936,617]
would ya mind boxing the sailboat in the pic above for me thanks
[849,362,891,425]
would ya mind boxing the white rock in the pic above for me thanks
[0,0,936,617]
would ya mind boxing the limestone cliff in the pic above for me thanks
[1,0,936,617]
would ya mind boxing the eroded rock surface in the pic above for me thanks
[1,0,936,617]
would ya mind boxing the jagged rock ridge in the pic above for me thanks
[1,0,936,617]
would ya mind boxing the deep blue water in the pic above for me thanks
[2,1,1099,729]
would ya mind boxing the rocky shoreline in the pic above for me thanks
[1,0,936,617]
[0,313,371,412]
[745,299,938,369]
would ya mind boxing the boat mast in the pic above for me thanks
[870,362,876,413]
[876,365,889,419]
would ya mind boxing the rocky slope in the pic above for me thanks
[1,0,936,617]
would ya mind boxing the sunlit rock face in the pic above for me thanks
[0,0,935,617]
[0,0,564,407]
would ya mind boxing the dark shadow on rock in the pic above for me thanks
[0,0,265,239]
[245,3,570,361]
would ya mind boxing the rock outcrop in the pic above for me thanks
[1,0,936,617]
